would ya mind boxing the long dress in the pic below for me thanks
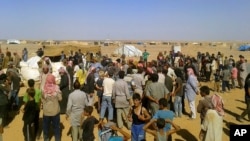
[59,73,71,114]
[201,109,223,141]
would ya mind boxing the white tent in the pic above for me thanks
[114,45,142,57]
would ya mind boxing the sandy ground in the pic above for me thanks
[1,43,250,141]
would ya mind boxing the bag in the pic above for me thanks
[108,135,123,141]
[99,122,121,141]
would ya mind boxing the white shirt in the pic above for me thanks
[102,77,115,96]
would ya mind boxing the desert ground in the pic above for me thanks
[1,42,250,141]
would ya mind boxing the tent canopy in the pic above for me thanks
[114,45,142,57]
[238,45,250,51]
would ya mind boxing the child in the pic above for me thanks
[22,88,36,141]
[152,98,175,141]
[127,93,151,141]
[143,118,180,141]
[81,106,99,141]
[213,69,221,92]
[23,79,42,139]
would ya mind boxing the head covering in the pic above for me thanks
[58,67,66,73]
[58,67,72,91]
[45,57,50,61]
[43,74,60,97]
[68,60,73,67]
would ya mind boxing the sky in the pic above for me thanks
[0,0,250,41]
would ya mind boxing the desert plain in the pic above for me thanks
[1,42,250,141]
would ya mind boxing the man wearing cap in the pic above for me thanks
[237,55,247,89]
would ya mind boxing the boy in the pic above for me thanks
[81,106,99,141]
[23,79,42,139]
[143,118,180,141]
[22,88,36,141]
[127,93,151,141]
[152,98,175,141]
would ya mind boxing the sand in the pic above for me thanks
[1,43,250,141]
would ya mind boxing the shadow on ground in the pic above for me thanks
[176,129,198,141]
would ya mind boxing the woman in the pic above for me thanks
[42,74,62,141]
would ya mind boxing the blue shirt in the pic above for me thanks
[153,110,175,131]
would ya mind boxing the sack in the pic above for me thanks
[99,122,116,141]
[108,135,123,141]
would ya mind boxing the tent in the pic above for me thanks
[238,45,250,51]
[173,46,181,53]
[113,45,142,57]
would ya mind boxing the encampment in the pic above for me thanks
[43,44,101,62]
[113,45,142,57]
[238,45,250,51]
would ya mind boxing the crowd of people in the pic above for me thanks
[0,46,249,141]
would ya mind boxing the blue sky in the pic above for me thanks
[0,0,250,41]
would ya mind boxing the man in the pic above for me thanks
[66,80,87,141]
[112,71,132,129]
[200,109,223,141]
[237,73,250,122]
[84,67,96,106]
[0,74,10,140]
[197,86,213,124]
[132,67,144,97]
[185,67,199,119]
[40,66,50,94]
[6,64,21,110]
[146,73,169,115]
[58,67,71,114]
[100,71,115,122]
[142,49,149,67]
[13,52,21,69]
[237,55,247,89]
